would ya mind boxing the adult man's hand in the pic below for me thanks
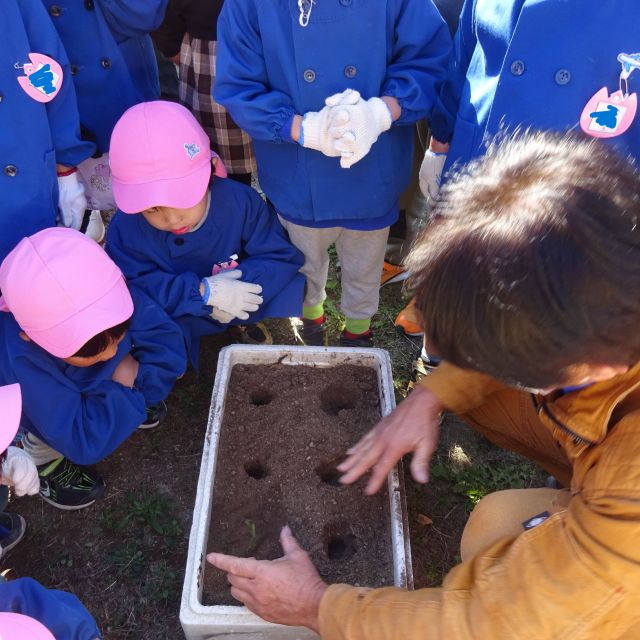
[338,385,443,494]
[207,526,327,632]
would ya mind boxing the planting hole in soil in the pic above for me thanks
[323,522,358,562]
[319,383,358,416]
[204,363,392,605]
[315,456,347,487]
[250,387,274,406]
[244,459,268,480]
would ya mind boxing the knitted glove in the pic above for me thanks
[1,447,40,496]
[57,172,87,230]
[299,89,359,157]
[331,97,392,168]
[419,151,447,201]
[201,270,263,321]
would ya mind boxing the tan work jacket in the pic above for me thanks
[319,362,640,639]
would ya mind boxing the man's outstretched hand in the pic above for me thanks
[207,526,328,633]
[338,385,443,494]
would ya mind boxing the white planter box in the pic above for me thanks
[181,345,413,640]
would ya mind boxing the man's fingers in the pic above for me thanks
[230,586,252,605]
[207,552,258,578]
[344,430,376,457]
[365,455,398,495]
[227,574,254,590]
[280,525,303,555]
[339,438,387,484]
[409,438,432,484]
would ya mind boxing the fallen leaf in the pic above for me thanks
[415,514,433,526]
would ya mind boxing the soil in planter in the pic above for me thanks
[203,362,394,605]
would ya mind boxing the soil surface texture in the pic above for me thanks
[204,363,394,605]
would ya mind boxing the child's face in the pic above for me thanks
[141,191,208,234]
[62,334,126,368]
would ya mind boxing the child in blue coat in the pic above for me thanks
[421,0,640,198]
[0,228,186,511]
[106,101,305,365]
[214,0,451,347]
[43,0,168,236]
[0,0,95,262]
[0,386,102,639]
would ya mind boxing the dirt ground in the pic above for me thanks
[2,279,544,639]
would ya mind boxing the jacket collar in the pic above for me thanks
[539,362,640,444]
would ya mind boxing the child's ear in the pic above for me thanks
[18,331,31,343]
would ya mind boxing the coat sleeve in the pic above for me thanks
[15,353,146,466]
[128,287,186,407]
[429,0,477,143]
[0,578,101,640]
[380,0,451,125]
[106,214,212,323]
[152,0,186,58]
[320,417,640,639]
[20,1,95,166]
[233,191,304,305]
[96,0,168,39]
[214,0,296,143]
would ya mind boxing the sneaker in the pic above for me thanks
[301,317,327,346]
[380,261,409,287]
[228,323,273,345]
[339,329,374,348]
[0,513,26,557]
[394,297,424,337]
[37,457,105,510]
[139,400,168,429]
[81,210,106,243]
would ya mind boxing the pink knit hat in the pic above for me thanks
[110,101,227,214]
[0,612,55,640]
[0,384,21,453]
[0,228,133,358]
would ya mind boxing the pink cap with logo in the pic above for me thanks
[0,384,21,453]
[0,228,133,359]
[0,612,55,640]
[109,100,227,214]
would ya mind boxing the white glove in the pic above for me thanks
[331,97,392,168]
[1,447,40,496]
[300,89,360,157]
[419,150,447,201]
[201,270,263,321]
[58,171,87,230]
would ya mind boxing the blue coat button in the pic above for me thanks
[339,0,352,5]
[175,237,185,246]
[4,165,17,177]
[344,65,357,79]
[510,60,525,76]
[85,0,94,8]
[0,93,4,103]
[101,58,112,70]
[303,69,316,83]
[49,5,62,17]
[70,64,79,76]
[555,69,571,85]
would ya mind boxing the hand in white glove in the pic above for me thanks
[58,171,87,230]
[299,89,360,157]
[1,447,40,496]
[210,306,235,324]
[419,150,447,201]
[330,97,392,168]
[201,270,263,321]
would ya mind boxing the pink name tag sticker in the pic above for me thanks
[580,87,637,138]
[212,254,239,275]
[16,53,64,103]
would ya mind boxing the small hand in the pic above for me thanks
[207,526,328,632]
[338,385,442,494]
[57,171,87,230]
[201,270,263,321]
[112,353,139,388]
[1,446,40,496]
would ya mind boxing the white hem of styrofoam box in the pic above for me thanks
[181,345,413,640]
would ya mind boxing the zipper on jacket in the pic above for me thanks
[531,395,595,446]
